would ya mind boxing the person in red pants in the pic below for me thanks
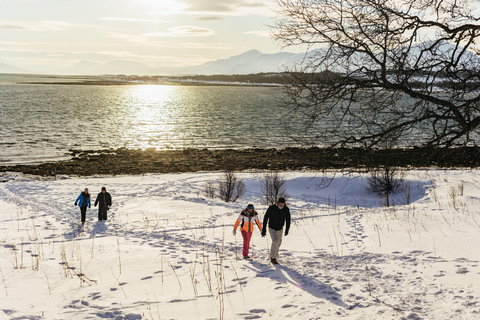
[233,204,263,259]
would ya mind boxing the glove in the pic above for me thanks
[284,230,289,236]
[261,231,266,237]
[74,202,77,206]
[233,229,236,236]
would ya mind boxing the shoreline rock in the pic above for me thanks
[1,147,480,177]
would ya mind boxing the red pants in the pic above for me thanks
[241,230,253,256]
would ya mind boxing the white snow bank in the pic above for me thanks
[1,169,480,319]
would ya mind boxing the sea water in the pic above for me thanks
[0,74,305,165]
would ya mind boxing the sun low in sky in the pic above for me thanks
[0,0,282,71]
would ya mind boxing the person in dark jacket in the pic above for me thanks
[94,187,112,221]
[74,188,91,225]
[261,197,291,264]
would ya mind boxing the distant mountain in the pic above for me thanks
[52,50,303,76]
[0,50,317,76]
[0,62,34,74]
[1,41,477,76]
[182,50,297,75]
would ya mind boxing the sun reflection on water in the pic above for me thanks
[121,85,181,150]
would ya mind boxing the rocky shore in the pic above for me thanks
[1,147,480,177]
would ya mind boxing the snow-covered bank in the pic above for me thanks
[1,169,480,319]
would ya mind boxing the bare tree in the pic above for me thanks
[261,171,288,205]
[218,170,246,203]
[368,166,401,207]
[272,0,480,148]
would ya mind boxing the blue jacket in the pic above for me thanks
[75,192,91,208]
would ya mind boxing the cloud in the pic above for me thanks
[0,25,28,30]
[244,30,271,37]
[195,16,224,21]
[177,0,270,13]
[149,41,232,50]
[0,21,71,32]
[143,26,214,37]
[100,17,170,23]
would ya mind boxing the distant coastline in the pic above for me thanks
[12,73,289,87]
[1,147,479,177]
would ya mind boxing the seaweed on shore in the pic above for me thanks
[1,147,480,177]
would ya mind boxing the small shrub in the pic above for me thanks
[400,180,412,205]
[203,180,216,199]
[261,171,288,205]
[218,170,245,203]
[368,166,401,207]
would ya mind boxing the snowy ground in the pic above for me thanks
[1,169,480,319]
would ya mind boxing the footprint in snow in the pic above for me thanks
[250,309,267,314]
[456,267,469,274]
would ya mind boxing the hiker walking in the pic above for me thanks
[94,187,112,221]
[233,204,263,259]
[261,197,291,264]
[74,188,91,225]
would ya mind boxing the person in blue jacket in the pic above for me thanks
[74,188,91,225]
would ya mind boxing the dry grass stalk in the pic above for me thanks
[0,267,7,297]
[365,264,405,315]
[110,268,127,299]
[189,255,199,296]
[165,257,182,291]
[43,269,52,295]
[117,238,122,275]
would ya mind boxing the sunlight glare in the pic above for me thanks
[128,84,176,102]
[123,84,180,150]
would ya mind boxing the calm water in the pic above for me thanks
[0,74,305,165]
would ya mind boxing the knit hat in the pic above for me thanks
[246,204,254,210]
[278,198,286,203]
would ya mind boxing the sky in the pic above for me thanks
[0,0,288,70]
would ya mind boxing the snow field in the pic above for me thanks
[1,169,480,319]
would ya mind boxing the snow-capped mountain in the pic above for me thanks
[0,50,308,76]
[181,49,296,75]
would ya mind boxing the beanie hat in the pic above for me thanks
[278,198,286,203]
[246,204,254,210]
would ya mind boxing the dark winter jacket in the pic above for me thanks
[262,204,291,233]
[94,192,112,209]
[75,192,91,208]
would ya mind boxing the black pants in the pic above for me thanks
[98,208,107,221]
[80,206,87,223]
